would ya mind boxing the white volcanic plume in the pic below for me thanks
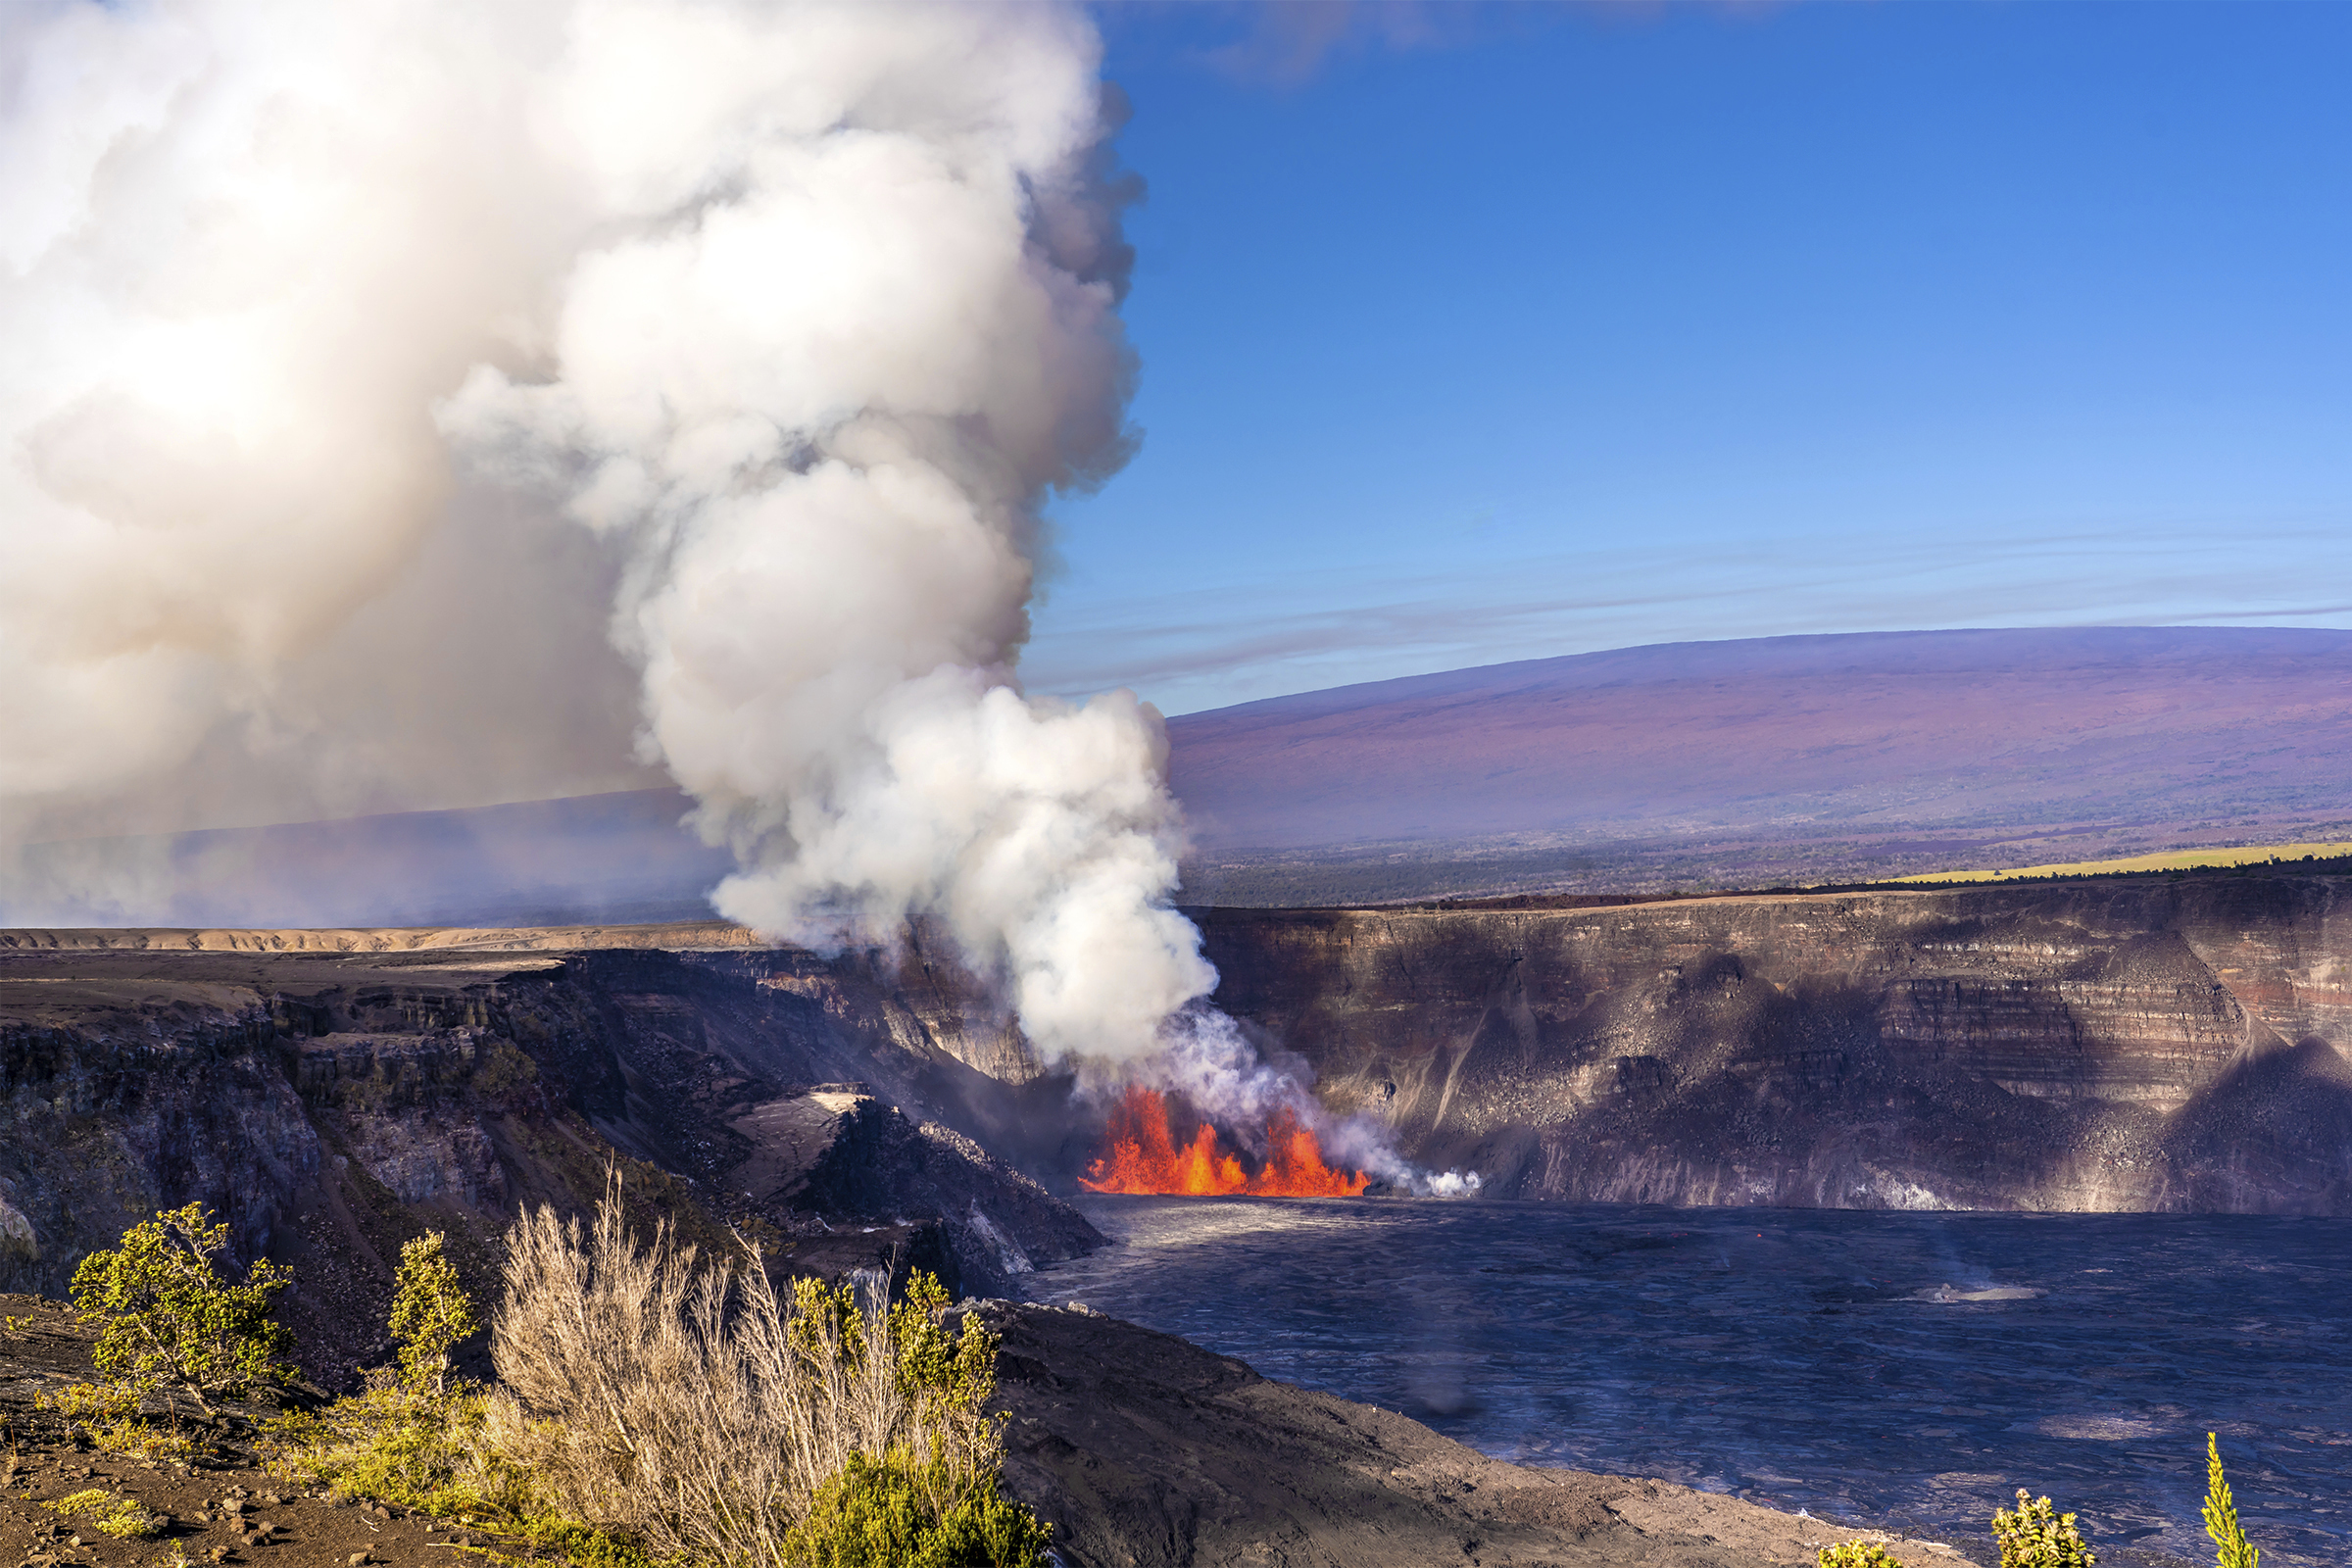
[0,0,1214,1061]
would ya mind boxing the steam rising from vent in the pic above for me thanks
[430,2,1205,1062]
[0,0,1222,1064]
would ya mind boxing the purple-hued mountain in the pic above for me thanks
[1162,626,2352,901]
[1165,626,2352,849]
[15,626,2352,922]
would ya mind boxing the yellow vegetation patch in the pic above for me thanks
[1891,841,2352,885]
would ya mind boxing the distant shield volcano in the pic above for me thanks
[1163,625,2352,903]
[20,625,2352,923]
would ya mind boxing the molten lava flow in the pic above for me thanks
[1080,1087,1370,1198]
[1079,1088,1247,1195]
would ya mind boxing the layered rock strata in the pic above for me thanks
[0,927,1097,1382]
[1192,870,2352,1213]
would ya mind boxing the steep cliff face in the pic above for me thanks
[11,863,2349,1331]
[0,927,1097,1381]
[1193,873,2352,1213]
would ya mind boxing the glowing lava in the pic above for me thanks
[1080,1086,1370,1198]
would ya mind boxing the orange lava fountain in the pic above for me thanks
[1079,1086,1371,1197]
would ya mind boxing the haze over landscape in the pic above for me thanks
[21,623,2352,925]
[1169,624,2352,903]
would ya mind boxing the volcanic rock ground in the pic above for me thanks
[0,1296,457,1568]
[0,1291,1971,1568]
[970,1298,1986,1568]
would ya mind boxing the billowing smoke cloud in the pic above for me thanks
[433,3,1208,1060]
[0,0,1219,1062]
[0,0,659,865]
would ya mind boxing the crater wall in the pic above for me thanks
[1193,873,2352,1212]
[0,928,1096,1382]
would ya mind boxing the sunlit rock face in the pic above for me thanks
[1193,872,2352,1213]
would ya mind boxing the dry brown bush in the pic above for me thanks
[488,1189,1004,1567]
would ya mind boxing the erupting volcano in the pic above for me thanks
[1080,1086,1371,1198]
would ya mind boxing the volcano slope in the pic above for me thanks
[0,922,1100,1384]
[1194,865,2352,1213]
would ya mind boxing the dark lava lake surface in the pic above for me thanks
[1034,1199,2351,1566]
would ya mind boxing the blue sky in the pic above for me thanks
[1026,1,2352,715]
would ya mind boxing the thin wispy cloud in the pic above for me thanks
[1026,516,2352,712]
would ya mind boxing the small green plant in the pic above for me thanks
[36,1379,196,1461]
[99,1421,198,1462]
[2203,1433,2259,1568]
[71,1203,294,1414]
[44,1487,164,1540]
[38,1380,143,1426]
[266,1241,511,1523]
[786,1448,1054,1568]
[1992,1488,2094,1568]
[1819,1542,1904,1568]
[93,1499,163,1540]
[390,1233,480,1396]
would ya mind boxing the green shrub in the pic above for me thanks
[91,1498,162,1540]
[1992,1488,2094,1568]
[491,1190,1051,1568]
[35,1381,197,1462]
[44,1488,163,1540]
[268,1381,516,1521]
[2203,1433,2259,1568]
[1819,1541,1904,1568]
[267,1233,516,1523]
[786,1449,1054,1568]
[70,1203,293,1414]
[389,1232,479,1396]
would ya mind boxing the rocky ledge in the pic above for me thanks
[969,1299,1990,1568]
